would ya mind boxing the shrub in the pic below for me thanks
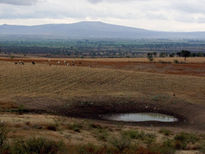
[67,123,83,132]
[159,128,172,136]
[199,141,205,153]
[175,132,199,144]
[122,130,156,145]
[174,132,199,149]
[122,130,139,139]
[174,59,179,64]
[0,123,9,153]
[109,135,131,151]
[46,124,58,131]
[88,123,102,129]
[77,144,115,154]
[160,139,176,154]
[95,129,109,142]
[11,137,65,154]
[78,143,99,154]
[150,140,176,154]
[0,123,8,147]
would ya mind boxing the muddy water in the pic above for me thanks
[102,113,178,122]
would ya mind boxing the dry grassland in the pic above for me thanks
[0,60,205,153]
[0,61,205,104]
[1,56,205,63]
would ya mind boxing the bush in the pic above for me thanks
[95,129,109,142]
[88,123,102,129]
[174,59,179,64]
[0,123,9,153]
[78,143,100,154]
[160,139,176,154]
[0,123,8,147]
[150,139,176,154]
[46,124,58,131]
[122,130,156,145]
[174,132,199,149]
[200,141,205,153]
[159,128,172,136]
[67,123,83,132]
[109,135,131,151]
[11,137,65,154]
[77,144,116,154]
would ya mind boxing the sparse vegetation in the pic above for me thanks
[199,141,205,153]
[95,128,109,142]
[109,135,131,151]
[150,140,176,154]
[67,123,83,132]
[122,130,156,145]
[174,132,199,149]
[159,128,173,136]
[11,138,65,154]
[0,123,8,153]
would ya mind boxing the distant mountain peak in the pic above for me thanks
[0,21,205,39]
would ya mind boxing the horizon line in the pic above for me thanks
[0,21,205,33]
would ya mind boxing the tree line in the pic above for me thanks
[147,50,205,61]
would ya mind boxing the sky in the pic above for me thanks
[0,0,205,31]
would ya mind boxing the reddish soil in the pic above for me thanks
[1,57,205,77]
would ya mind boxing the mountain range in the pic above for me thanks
[0,21,205,39]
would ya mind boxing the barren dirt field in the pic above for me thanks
[0,57,205,154]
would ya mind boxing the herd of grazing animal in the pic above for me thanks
[13,60,92,67]
[14,61,35,65]
[49,60,76,66]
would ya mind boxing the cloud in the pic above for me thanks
[87,0,143,4]
[0,0,205,31]
[0,0,38,5]
[87,0,101,3]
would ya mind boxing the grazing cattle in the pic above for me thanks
[32,61,35,65]
[57,61,61,65]
[18,61,24,65]
[14,62,18,65]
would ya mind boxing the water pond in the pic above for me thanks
[102,113,178,122]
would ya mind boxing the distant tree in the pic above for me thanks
[153,52,157,57]
[169,53,175,57]
[147,53,154,62]
[178,50,191,61]
[159,52,166,57]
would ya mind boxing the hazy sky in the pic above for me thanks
[0,0,205,31]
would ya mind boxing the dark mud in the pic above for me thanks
[14,96,205,131]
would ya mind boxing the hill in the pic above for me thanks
[1,21,205,39]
